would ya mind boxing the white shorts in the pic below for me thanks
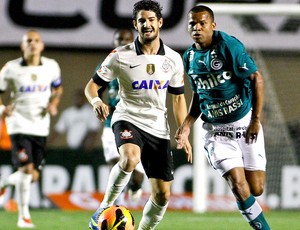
[101,127,144,173]
[203,111,267,176]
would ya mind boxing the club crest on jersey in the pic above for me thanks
[31,74,37,81]
[161,59,171,73]
[210,58,223,70]
[146,64,155,75]
[120,129,133,140]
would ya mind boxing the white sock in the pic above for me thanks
[114,191,126,206]
[138,198,168,230]
[100,164,132,208]
[15,172,32,220]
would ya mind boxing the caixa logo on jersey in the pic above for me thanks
[19,84,48,92]
[132,79,169,90]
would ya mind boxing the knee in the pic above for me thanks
[119,156,139,172]
[231,180,251,201]
[250,184,264,196]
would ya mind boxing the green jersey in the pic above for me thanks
[183,31,257,124]
[105,79,119,127]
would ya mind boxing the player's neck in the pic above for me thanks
[23,55,41,66]
[139,38,160,55]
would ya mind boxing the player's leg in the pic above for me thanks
[138,179,171,230]
[203,121,270,229]
[102,126,126,205]
[89,121,142,230]
[2,134,35,228]
[224,168,270,229]
[137,134,173,230]
[15,163,34,228]
[100,142,140,208]
[239,123,270,229]
[245,170,265,196]
[128,162,144,202]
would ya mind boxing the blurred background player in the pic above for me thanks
[0,30,63,228]
[48,88,100,151]
[99,28,145,203]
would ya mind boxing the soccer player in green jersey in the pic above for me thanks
[175,5,271,230]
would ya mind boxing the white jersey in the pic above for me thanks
[0,57,62,136]
[54,103,100,149]
[95,39,185,139]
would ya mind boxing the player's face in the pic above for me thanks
[113,31,134,47]
[133,10,162,44]
[188,11,216,49]
[21,31,44,57]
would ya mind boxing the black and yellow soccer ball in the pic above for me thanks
[98,205,135,230]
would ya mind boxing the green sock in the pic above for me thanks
[237,195,271,230]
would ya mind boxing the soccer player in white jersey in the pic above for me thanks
[85,1,192,229]
[0,30,63,228]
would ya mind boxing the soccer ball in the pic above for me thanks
[98,205,135,230]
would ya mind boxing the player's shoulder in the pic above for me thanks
[4,57,23,67]
[115,42,135,54]
[215,30,245,48]
[163,44,182,61]
[41,56,60,66]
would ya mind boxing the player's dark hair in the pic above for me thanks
[132,0,163,20]
[189,5,215,22]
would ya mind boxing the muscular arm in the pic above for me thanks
[250,71,264,122]
[246,70,264,144]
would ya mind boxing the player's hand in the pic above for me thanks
[175,126,192,163]
[47,104,58,116]
[246,118,260,144]
[93,101,109,121]
[3,104,14,117]
[183,140,193,163]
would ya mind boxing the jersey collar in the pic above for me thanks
[134,38,165,55]
[20,57,43,66]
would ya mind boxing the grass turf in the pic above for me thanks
[0,209,299,229]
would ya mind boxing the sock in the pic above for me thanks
[138,198,168,230]
[114,191,126,206]
[100,164,132,208]
[237,195,271,230]
[15,172,32,220]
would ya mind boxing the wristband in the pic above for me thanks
[0,105,5,116]
[91,97,102,105]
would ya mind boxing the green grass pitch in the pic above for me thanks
[0,209,299,229]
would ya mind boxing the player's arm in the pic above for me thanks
[85,78,109,122]
[172,93,193,163]
[246,70,264,144]
[0,66,14,117]
[47,85,63,116]
[175,92,201,152]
